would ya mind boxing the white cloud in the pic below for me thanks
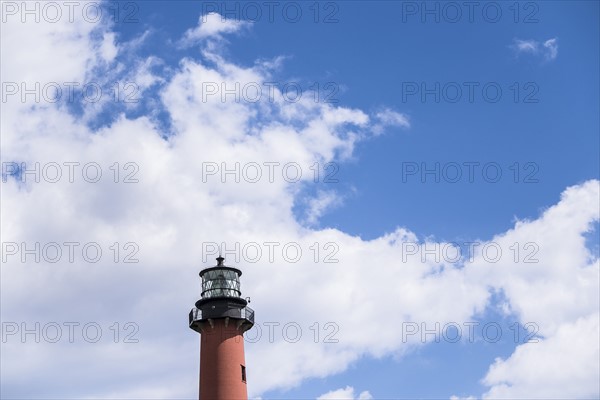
[511,37,559,61]
[463,180,600,398]
[181,12,250,45]
[99,31,118,62]
[376,109,410,127]
[304,190,344,225]
[543,38,559,61]
[372,108,410,135]
[1,8,421,398]
[465,180,599,335]
[482,314,599,399]
[513,39,538,53]
[317,386,373,400]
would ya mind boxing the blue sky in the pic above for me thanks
[111,0,599,241]
[1,1,599,399]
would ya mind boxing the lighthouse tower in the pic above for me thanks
[189,256,255,400]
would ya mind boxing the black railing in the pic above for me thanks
[189,308,201,325]
[189,305,254,326]
[240,306,254,324]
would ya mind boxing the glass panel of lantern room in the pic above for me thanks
[202,269,241,298]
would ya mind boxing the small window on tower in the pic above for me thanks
[241,365,246,382]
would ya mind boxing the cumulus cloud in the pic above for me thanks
[482,314,599,399]
[463,179,600,398]
[1,8,415,398]
[317,386,373,400]
[511,37,559,61]
[1,6,597,400]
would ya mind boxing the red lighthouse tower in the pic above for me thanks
[189,256,255,400]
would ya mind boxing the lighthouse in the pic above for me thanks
[189,256,255,400]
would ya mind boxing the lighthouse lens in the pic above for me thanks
[201,268,241,298]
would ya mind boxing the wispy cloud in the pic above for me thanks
[542,38,559,61]
[304,190,344,226]
[317,386,373,400]
[372,108,410,135]
[511,37,559,61]
[180,12,250,46]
